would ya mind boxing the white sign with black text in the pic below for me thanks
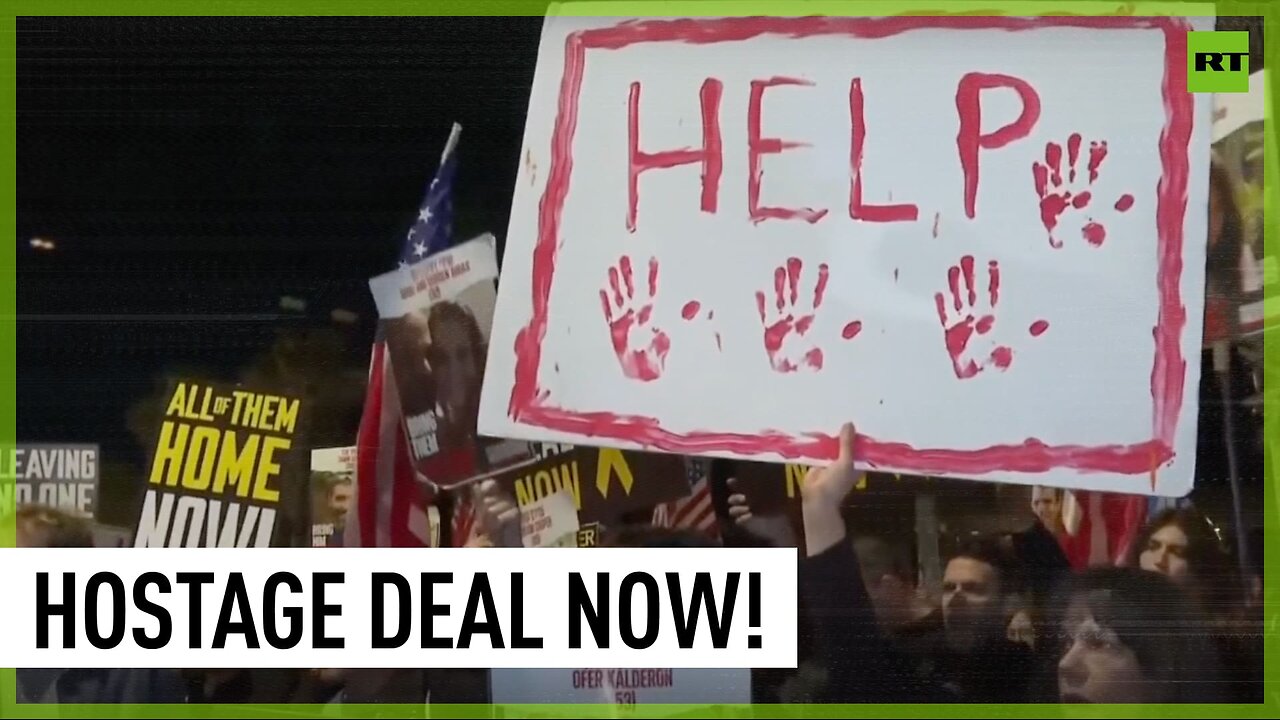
[0,548,797,669]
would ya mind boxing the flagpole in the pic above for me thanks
[441,122,462,164]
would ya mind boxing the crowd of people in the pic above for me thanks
[761,424,1263,704]
[12,151,1268,706]
[14,418,1266,706]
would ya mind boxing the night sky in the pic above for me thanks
[18,17,544,473]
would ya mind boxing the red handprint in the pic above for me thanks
[756,258,835,373]
[1032,134,1134,249]
[599,256,669,382]
[934,256,1014,380]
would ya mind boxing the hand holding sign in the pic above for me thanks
[474,479,521,548]
[799,423,859,557]
[726,478,797,549]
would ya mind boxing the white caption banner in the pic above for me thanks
[0,548,797,670]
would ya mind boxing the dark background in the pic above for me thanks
[18,18,544,500]
[17,17,1266,527]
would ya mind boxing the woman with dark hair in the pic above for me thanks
[1127,507,1261,701]
[1055,567,1224,703]
[1128,508,1237,601]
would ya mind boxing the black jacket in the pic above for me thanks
[800,539,1036,703]
[799,541,956,702]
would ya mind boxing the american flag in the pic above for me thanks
[1059,490,1148,568]
[347,124,462,549]
[652,457,719,537]
[400,123,460,266]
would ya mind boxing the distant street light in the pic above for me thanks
[29,237,56,251]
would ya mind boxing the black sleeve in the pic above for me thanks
[799,539,950,703]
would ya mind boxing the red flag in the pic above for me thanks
[348,341,436,547]
[1059,491,1147,568]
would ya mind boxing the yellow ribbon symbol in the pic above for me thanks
[596,448,635,498]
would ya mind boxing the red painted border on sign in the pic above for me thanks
[508,15,1193,475]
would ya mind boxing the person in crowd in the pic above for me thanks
[1128,507,1261,701]
[928,537,1034,701]
[328,476,352,525]
[1005,486,1073,651]
[1054,567,1224,703]
[791,425,952,702]
[312,472,352,547]
[14,504,188,705]
[851,534,942,656]
[1013,487,1071,584]
[16,503,94,548]
[1129,508,1239,611]
[732,437,1035,701]
[756,427,1028,702]
[1030,486,1066,537]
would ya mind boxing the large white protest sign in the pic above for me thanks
[480,13,1214,496]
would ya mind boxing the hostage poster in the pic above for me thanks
[370,233,533,490]
[309,446,355,547]
[132,380,308,548]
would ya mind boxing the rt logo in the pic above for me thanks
[1187,31,1249,93]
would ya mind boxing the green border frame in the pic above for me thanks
[2,1,1276,717]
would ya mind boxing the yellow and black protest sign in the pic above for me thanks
[133,380,307,547]
[491,444,690,526]
[732,461,920,509]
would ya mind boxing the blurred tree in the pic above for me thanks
[125,363,217,456]
[237,325,367,449]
